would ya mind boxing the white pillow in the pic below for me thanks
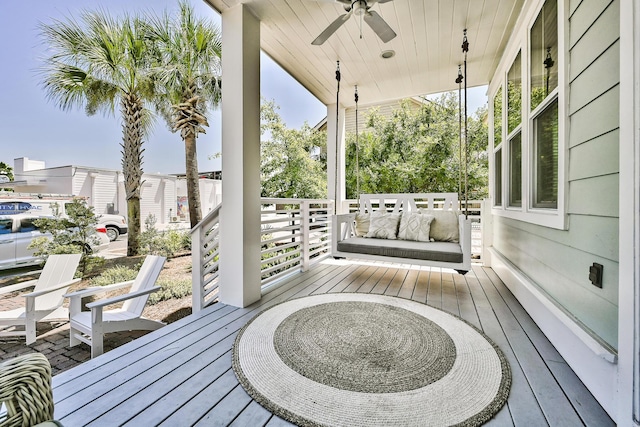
[397,212,435,242]
[365,212,402,240]
[354,213,370,237]
[420,209,460,242]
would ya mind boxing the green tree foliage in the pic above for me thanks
[39,10,157,256]
[0,162,13,192]
[28,199,104,275]
[147,1,222,228]
[345,94,488,200]
[260,99,327,199]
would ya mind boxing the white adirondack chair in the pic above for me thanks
[65,255,166,358]
[0,253,82,344]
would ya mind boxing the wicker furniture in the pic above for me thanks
[0,353,61,427]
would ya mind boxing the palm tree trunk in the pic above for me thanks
[185,134,202,228]
[121,93,145,256]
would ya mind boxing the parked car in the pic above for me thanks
[96,214,128,242]
[0,214,110,271]
[0,198,128,242]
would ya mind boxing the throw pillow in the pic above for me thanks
[421,209,460,242]
[397,212,435,242]
[365,212,402,240]
[354,213,370,237]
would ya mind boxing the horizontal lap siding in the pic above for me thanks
[493,0,620,349]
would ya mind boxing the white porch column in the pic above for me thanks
[618,0,640,424]
[219,5,261,308]
[327,103,346,213]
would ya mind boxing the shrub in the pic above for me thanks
[140,214,190,257]
[90,265,139,287]
[148,277,192,305]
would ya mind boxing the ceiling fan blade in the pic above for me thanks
[363,10,397,43]
[312,12,352,45]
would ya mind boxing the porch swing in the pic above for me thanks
[331,31,473,274]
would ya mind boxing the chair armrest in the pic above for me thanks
[23,278,81,298]
[86,286,161,309]
[63,280,134,299]
[0,279,38,295]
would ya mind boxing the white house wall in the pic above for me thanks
[489,0,621,418]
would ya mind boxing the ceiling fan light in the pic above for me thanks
[381,49,395,59]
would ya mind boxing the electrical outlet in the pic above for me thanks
[589,263,603,288]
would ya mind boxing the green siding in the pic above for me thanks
[493,0,620,349]
[569,130,619,180]
[568,86,619,146]
[568,41,619,113]
[494,218,619,347]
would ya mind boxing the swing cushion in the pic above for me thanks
[336,237,463,264]
[421,209,460,242]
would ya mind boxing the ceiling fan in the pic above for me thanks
[311,0,397,46]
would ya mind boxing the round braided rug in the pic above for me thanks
[232,293,511,427]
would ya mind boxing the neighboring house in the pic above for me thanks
[7,157,221,227]
[205,0,639,423]
[315,97,426,134]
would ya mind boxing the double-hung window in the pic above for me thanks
[490,0,564,229]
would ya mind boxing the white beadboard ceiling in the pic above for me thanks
[204,0,524,107]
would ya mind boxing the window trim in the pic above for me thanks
[489,0,567,230]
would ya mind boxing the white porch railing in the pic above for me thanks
[192,198,333,311]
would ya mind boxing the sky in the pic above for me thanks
[0,0,487,176]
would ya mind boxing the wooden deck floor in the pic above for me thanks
[51,259,614,426]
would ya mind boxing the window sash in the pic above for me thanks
[494,148,503,206]
[532,98,559,209]
[509,132,522,208]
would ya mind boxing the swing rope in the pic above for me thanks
[354,85,360,209]
[462,29,470,219]
[334,61,341,215]
[455,65,463,211]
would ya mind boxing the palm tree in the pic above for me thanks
[39,10,156,256]
[147,1,222,228]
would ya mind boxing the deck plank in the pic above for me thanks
[49,259,613,426]
[383,267,408,296]
[122,352,235,426]
[468,266,544,426]
[229,400,273,426]
[341,265,378,292]
[397,267,419,299]
[473,266,585,426]
[479,266,615,426]
[413,268,431,304]
[440,270,459,315]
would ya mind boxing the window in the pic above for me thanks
[509,133,522,207]
[490,0,564,229]
[530,0,558,111]
[494,87,503,147]
[494,148,503,206]
[533,99,558,208]
[493,88,503,207]
[507,51,522,134]
[19,219,37,233]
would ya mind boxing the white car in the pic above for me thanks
[97,214,128,242]
[0,214,110,270]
